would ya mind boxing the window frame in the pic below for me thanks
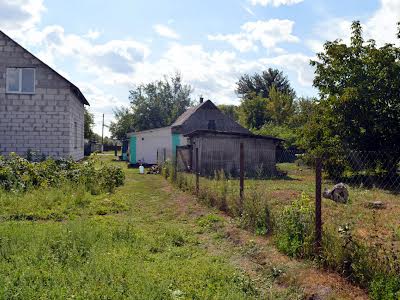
[6,67,36,94]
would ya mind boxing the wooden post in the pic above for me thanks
[195,147,199,195]
[240,143,244,202]
[315,157,322,254]
[163,148,166,163]
[173,147,178,182]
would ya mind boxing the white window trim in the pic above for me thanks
[6,68,36,94]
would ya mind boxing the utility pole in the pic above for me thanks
[101,113,104,152]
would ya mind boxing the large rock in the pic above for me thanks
[323,183,349,204]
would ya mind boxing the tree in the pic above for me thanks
[238,93,269,129]
[109,73,194,139]
[218,104,239,121]
[109,107,135,140]
[129,73,193,131]
[84,108,95,139]
[266,86,295,125]
[303,20,400,177]
[236,68,295,99]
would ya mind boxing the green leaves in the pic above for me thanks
[304,20,400,177]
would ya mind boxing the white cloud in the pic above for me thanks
[0,0,45,32]
[208,19,299,52]
[84,29,101,40]
[249,0,303,7]
[153,24,180,39]
[260,53,315,86]
[307,0,400,53]
[366,0,400,46]
[20,25,150,78]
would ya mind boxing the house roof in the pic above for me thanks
[184,129,284,141]
[0,30,89,106]
[127,126,171,137]
[171,100,217,127]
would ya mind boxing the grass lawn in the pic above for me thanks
[193,162,399,251]
[0,155,369,299]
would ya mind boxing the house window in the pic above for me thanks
[6,68,35,94]
[208,120,216,130]
[74,122,78,149]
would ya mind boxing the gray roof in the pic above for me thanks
[184,129,284,141]
[171,100,217,127]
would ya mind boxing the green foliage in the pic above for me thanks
[275,193,315,258]
[255,124,297,148]
[236,68,295,99]
[321,224,400,299]
[218,104,239,121]
[238,93,269,129]
[109,73,193,138]
[0,153,124,193]
[0,156,264,299]
[266,86,295,126]
[305,20,400,176]
[0,184,129,221]
[109,107,135,140]
[240,186,271,235]
[370,275,400,300]
[84,108,95,140]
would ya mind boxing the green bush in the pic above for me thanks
[275,192,315,258]
[0,153,124,194]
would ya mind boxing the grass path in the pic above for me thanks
[0,156,369,299]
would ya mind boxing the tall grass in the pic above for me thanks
[164,162,400,299]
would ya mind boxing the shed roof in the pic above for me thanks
[0,30,89,106]
[171,100,217,127]
[184,130,283,141]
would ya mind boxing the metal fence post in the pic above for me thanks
[315,157,322,254]
[240,143,244,202]
[195,147,199,195]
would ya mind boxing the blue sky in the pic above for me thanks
[1,0,399,135]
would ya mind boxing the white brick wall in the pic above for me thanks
[0,31,85,160]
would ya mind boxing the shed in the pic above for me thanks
[127,98,250,165]
[181,130,282,177]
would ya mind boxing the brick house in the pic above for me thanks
[0,30,89,160]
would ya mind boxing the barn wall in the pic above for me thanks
[190,134,277,177]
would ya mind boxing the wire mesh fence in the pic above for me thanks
[176,141,400,192]
[169,143,400,291]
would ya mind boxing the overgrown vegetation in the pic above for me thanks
[164,160,400,299]
[0,155,279,299]
[0,153,124,193]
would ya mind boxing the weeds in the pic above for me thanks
[163,161,400,299]
[275,192,315,258]
[0,153,124,193]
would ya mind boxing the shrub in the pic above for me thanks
[0,153,124,194]
[275,192,315,258]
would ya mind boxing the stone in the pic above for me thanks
[365,201,386,209]
[323,183,349,204]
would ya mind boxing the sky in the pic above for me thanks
[1,0,399,136]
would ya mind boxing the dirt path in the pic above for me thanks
[161,181,369,300]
